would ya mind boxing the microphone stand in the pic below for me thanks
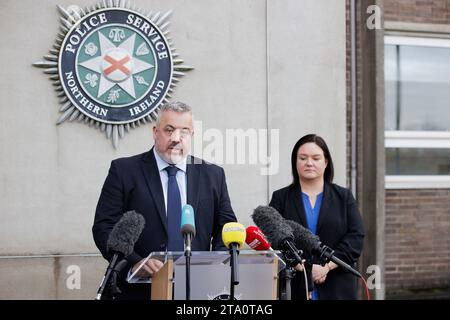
[279,265,294,300]
[95,253,120,300]
[229,243,239,300]
[184,233,192,300]
[107,259,128,299]
[278,240,304,301]
[95,255,128,300]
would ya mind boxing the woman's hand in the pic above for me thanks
[312,263,330,284]
[294,263,304,272]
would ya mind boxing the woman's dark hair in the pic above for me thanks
[291,134,334,186]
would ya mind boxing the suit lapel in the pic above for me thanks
[186,155,200,216]
[291,185,308,227]
[316,182,331,236]
[140,148,168,236]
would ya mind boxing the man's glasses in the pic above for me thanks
[163,127,192,138]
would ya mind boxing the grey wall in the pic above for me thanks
[0,0,346,299]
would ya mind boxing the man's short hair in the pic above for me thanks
[156,101,192,125]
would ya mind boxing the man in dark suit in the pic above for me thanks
[92,101,237,299]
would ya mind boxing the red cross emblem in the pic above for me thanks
[103,55,131,76]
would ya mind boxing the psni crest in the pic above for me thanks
[34,1,193,148]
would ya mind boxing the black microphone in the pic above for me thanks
[95,210,145,300]
[285,219,362,278]
[251,206,303,267]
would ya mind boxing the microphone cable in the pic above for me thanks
[301,264,309,300]
[360,275,371,300]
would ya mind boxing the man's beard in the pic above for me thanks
[167,150,184,164]
[158,144,187,164]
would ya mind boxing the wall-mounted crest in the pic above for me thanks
[34,0,193,148]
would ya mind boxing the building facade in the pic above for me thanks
[2,0,446,300]
[0,0,348,299]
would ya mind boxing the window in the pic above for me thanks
[384,36,450,188]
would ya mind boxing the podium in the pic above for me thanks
[127,250,285,300]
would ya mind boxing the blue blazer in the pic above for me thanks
[270,182,365,300]
[93,147,237,299]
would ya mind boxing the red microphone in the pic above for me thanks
[245,226,271,250]
[246,226,287,269]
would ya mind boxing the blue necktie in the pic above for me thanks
[165,165,184,251]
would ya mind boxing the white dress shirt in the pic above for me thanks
[153,148,187,214]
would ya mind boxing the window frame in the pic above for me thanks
[384,36,450,189]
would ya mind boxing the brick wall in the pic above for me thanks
[385,189,450,294]
[385,0,450,24]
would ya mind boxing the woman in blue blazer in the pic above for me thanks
[270,134,365,300]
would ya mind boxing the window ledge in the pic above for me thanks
[385,35,450,47]
[385,175,450,189]
[385,131,450,148]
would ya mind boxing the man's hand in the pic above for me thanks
[132,258,164,278]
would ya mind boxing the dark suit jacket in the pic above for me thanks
[92,147,237,299]
[269,182,365,300]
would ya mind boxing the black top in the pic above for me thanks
[269,182,365,300]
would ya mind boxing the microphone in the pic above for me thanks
[251,206,303,267]
[96,210,145,300]
[283,219,320,256]
[222,222,246,250]
[180,204,196,254]
[285,219,362,278]
[222,222,246,300]
[246,225,287,269]
[252,206,304,301]
[180,204,195,300]
[245,226,271,250]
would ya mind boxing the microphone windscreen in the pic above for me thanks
[180,204,196,236]
[284,219,321,253]
[222,222,246,249]
[245,226,271,250]
[251,205,294,249]
[107,210,145,256]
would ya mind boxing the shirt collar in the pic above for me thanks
[153,147,187,173]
